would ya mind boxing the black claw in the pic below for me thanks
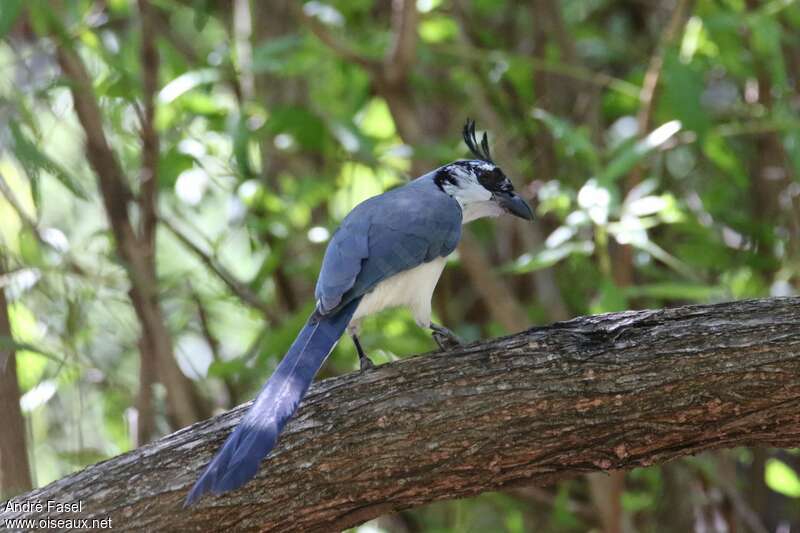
[359,356,375,371]
[352,334,375,370]
[430,323,463,351]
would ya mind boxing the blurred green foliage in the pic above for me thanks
[0,0,799,530]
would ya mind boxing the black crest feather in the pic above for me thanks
[463,118,493,164]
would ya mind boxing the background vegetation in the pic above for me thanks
[0,0,799,530]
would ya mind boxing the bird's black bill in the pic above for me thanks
[494,191,534,221]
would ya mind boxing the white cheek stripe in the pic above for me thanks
[442,168,492,208]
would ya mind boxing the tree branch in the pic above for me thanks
[293,3,380,74]
[137,0,160,246]
[3,297,799,531]
[384,0,418,84]
[160,217,280,323]
[134,0,161,446]
[0,262,32,500]
[629,0,694,189]
[56,39,205,429]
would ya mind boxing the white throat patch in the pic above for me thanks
[440,162,502,223]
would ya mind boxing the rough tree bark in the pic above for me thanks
[1,297,799,532]
[55,36,206,431]
[0,267,32,500]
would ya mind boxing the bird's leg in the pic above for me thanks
[351,334,375,370]
[430,323,463,351]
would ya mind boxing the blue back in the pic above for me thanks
[315,171,463,315]
[187,169,463,504]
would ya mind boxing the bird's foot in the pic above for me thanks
[352,334,375,371]
[359,355,375,371]
[430,323,463,351]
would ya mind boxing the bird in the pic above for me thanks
[185,119,533,505]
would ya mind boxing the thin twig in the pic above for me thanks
[0,172,90,278]
[292,3,380,73]
[384,0,418,83]
[630,0,694,187]
[137,0,160,246]
[433,42,640,97]
[134,0,161,447]
[160,217,280,323]
[56,32,204,429]
[190,288,239,406]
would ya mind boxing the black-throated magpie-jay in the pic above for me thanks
[186,119,533,504]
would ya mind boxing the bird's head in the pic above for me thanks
[434,119,534,223]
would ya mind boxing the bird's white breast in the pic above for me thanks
[349,256,447,331]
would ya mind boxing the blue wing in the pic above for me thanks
[315,172,462,315]
[187,171,462,505]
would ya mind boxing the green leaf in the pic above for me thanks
[0,0,23,40]
[252,35,302,74]
[18,227,43,266]
[660,51,711,137]
[159,147,194,188]
[600,120,682,184]
[0,336,65,365]
[702,133,748,188]
[266,106,326,151]
[532,108,600,172]
[591,278,628,313]
[193,0,211,31]
[232,115,255,180]
[158,69,220,104]
[621,491,655,512]
[419,15,458,43]
[207,356,249,380]
[765,458,800,498]
[9,122,90,200]
[750,14,788,91]
[506,241,594,274]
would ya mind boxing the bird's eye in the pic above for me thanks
[478,167,509,191]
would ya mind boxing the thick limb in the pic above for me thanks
[430,323,462,351]
[351,334,375,370]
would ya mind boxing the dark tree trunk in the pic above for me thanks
[2,297,799,532]
[0,278,32,500]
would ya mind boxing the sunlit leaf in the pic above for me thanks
[9,122,89,200]
[18,227,44,266]
[0,336,64,365]
[577,178,612,225]
[358,98,396,139]
[419,15,458,43]
[158,69,220,104]
[765,458,800,498]
[625,195,668,217]
[599,120,682,184]
[506,241,594,274]
[20,378,57,412]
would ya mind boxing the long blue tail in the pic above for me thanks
[185,298,361,505]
